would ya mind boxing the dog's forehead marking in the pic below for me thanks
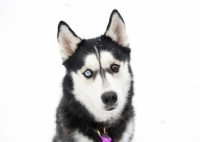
[93,46,103,76]
[94,45,100,60]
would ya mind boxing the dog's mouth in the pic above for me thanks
[105,105,117,111]
[106,107,115,111]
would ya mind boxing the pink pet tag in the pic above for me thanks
[100,134,112,142]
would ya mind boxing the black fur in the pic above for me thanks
[54,10,134,142]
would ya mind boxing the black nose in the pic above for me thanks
[101,91,118,106]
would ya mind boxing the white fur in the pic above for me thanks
[80,54,99,74]
[72,131,93,142]
[72,51,132,122]
[58,25,81,60]
[100,51,121,69]
[105,12,129,47]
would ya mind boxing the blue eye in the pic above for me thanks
[83,69,93,78]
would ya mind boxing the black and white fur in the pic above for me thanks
[53,10,134,142]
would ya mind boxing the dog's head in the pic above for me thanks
[57,10,133,122]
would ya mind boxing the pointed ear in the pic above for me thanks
[105,10,129,47]
[57,21,81,60]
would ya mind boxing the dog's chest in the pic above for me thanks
[72,118,134,142]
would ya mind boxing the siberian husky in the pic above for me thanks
[53,9,134,142]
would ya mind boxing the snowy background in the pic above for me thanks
[0,0,200,142]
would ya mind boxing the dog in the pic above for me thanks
[53,9,134,142]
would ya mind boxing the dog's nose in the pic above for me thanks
[101,91,118,106]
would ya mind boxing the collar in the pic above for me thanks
[95,127,112,142]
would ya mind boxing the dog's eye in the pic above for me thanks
[83,69,93,78]
[110,64,120,72]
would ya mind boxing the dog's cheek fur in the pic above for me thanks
[71,71,103,112]
[105,61,132,112]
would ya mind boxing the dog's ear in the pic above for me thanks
[105,10,129,47]
[57,21,81,60]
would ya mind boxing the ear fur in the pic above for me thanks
[105,10,129,47]
[57,21,81,60]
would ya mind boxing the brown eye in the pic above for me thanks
[110,64,120,72]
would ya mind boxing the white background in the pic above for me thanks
[0,0,200,142]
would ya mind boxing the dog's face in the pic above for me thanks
[57,10,132,122]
